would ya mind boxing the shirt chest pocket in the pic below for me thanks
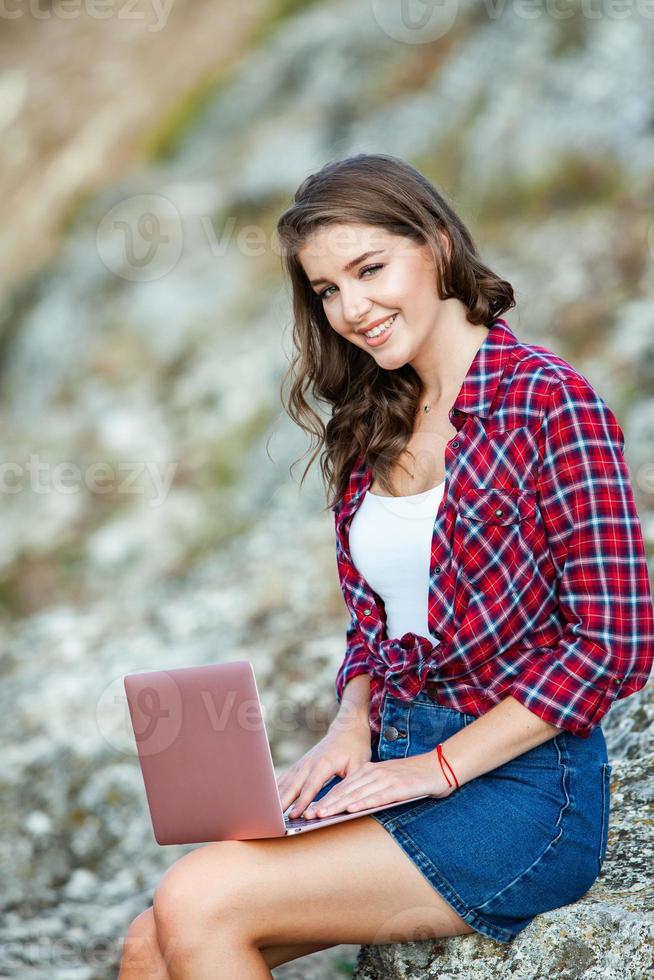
[456,488,538,594]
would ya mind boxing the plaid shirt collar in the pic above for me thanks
[450,316,518,418]
[334,317,520,521]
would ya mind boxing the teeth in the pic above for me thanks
[365,314,396,338]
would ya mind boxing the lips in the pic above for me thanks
[357,313,398,336]
[361,313,397,348]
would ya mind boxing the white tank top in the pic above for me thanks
[348,481,446,644]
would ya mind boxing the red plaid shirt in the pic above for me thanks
[333,318,654,739]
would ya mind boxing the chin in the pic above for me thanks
[375,351,411,370]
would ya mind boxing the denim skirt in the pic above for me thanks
[363,690,612,944]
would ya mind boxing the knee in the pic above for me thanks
[152,843,248,948]
[124,907,156,944]
[120,908,158,969]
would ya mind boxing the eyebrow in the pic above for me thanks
[308,250,385,288]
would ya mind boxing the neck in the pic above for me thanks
[413,301,490,410]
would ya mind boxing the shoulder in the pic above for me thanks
[509,341,625,462]
[502,335,617,427]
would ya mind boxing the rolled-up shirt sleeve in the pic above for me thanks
[335,609,370,705]
[508,375,654,737]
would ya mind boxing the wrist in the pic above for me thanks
[329,701,370,737]
[430,742,460,797]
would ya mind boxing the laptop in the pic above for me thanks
[123,660,430,844]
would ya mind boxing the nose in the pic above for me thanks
[339,283,372,327]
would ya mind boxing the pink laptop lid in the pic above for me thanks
[124,661,287,844]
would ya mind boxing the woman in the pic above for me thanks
[118,154,654,977]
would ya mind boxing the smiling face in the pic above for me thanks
[298,222,447,370]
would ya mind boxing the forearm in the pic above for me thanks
[432,695,563,790]
[330,672,370,734]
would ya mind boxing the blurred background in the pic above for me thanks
[1,1,653,977]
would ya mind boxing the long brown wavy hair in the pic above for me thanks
[276,153,515,510]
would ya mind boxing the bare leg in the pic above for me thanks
[151,816,476,977]
[118,908,171,979]
[260,940,337,969]
[120,909,271,980]
[155,935,272,979]
[119,909,335,974]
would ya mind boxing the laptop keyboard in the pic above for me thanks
[284,813,330,827]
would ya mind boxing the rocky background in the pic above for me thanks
[0,1,653,977]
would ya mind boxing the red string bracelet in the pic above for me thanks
[436,743,460,791]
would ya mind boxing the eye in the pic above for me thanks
[361,263,384,278]
[318,263,384,301]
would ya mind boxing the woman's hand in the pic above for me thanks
[301,750,455,819]
[277,721,372,819]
